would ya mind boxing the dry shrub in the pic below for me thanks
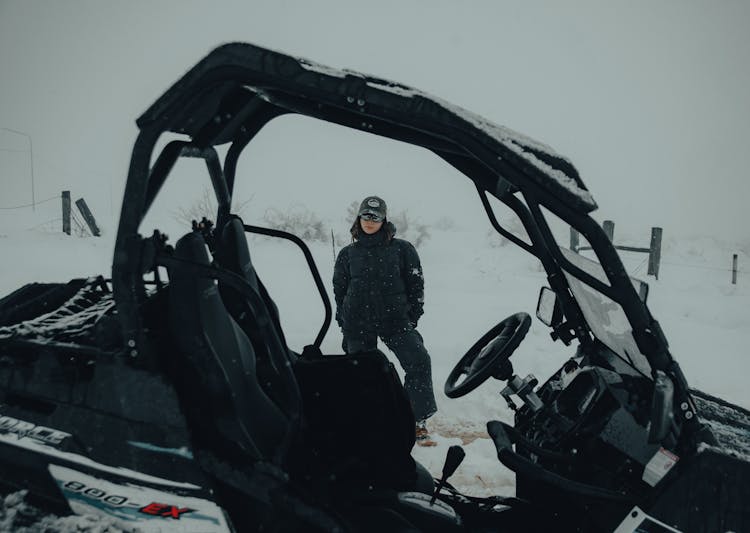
[263,205,328,242]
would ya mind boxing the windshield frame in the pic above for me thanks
[475,183,675,380]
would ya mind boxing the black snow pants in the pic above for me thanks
[344,328,437,422]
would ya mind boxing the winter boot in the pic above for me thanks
[415,419,437,447]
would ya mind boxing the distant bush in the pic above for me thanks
[173,186,253,227]
[263,204,328,242]
[486,228,505,248]
[434,216,457,231]
[329,201,361,246]
[389,210,430,248]
[346,200,360,222]
[485,217,529,248]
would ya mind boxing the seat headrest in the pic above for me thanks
[217,217,260,292]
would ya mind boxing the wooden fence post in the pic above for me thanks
[602,220,615,242]
[75,198,101,237]
[648,227,663,280]
[732,254,738,285]
[570,228,579,252]
[62,191,71,235]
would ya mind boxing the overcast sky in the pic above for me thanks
[1,1,749,244]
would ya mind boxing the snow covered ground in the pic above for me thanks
[0,204,748,530]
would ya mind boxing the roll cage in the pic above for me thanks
[112,42,695,426]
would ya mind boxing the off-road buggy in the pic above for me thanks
[1,43,748,532]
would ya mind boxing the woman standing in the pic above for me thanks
[333,196,437,446]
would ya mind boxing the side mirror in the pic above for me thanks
[536,287,562,327]
[648,370,675,444]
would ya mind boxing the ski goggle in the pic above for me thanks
[360,213,383,222]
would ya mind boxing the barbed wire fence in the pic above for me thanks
[2,194,746,282]
[25,217,63,232]
[0,195,58,210]
[1,191,100,237]
[628,255,747,281]
[630,256,650,276]
[70,210,90,237]
[660,257,746,285]
[573,221,744,285]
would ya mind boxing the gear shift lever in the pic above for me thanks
[430,445,466,505]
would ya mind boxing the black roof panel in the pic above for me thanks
[137,42,597,212]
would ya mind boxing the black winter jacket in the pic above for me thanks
[333,223,424,335]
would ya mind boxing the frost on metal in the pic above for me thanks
[298,57,349,79]
[366,80,418,99]
[293,51,597,208]
[364,78,557,158]
[365,80,596,209]
[694,393,750,463]
[435,101,596,208]
[0,490,126,533]
[0,278,114,346]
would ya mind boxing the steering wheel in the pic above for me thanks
[444,312,531,398]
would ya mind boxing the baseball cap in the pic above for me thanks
[357,196,387,219]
